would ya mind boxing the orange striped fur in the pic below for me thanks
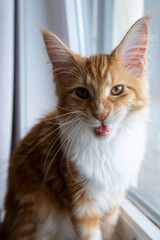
[1,16,150,240]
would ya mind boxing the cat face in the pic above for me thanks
[41,16,150,139]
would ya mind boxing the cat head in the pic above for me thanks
[41,16,150,140]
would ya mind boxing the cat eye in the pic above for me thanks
[111,85,123,96]
[76,88,90,99]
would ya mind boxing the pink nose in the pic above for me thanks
[92,112,108,122]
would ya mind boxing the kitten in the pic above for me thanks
[1,16,150,240]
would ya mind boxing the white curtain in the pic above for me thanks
[0,0,14,212]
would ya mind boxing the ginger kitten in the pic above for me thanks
[1,16,150,240]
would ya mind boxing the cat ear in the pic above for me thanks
[114,16,150,76]
[41,28,77,81]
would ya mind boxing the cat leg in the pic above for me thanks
[4,193,46,240]
[101,206,120,240]
[71,213,102,240]
[70,199,102,240]
[6,207,38,240]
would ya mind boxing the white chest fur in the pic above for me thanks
[61,112,147,211]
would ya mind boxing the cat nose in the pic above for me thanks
[92,112,108,122]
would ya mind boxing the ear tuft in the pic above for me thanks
[115,16,150,76]
[40,27,77,81]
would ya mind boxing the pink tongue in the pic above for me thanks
[94,124,112,136]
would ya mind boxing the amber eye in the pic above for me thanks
[76,88,90,99]
[111,85,123,96]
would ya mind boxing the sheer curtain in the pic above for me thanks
[0,0,14,213]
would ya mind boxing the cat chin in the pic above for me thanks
[93,133,113,142]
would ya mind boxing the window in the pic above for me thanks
[129,0,160,228]
[111,0,160,231]
[0,0,159,238]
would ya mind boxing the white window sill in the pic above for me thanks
[116,198,160,240]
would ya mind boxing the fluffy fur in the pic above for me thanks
[1,16,150,240]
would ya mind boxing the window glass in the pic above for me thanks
[112,0,160,226]
[130,0,160,226]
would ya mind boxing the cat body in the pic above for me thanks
[2,108,147,240]
[1,16,150,240]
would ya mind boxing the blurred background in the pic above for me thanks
[0,0,159,226]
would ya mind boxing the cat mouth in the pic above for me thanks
[94,123,112,136]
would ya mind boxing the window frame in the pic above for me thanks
[117,197,160,240]
[127,187,160,228]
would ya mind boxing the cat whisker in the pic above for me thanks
[54,67,82,78]
[66,120,83,181]
[16,125,63,167]
[45,42,86,79]
[66,54,86,79]
[56,105,74,112]
[54,49,86,79]
[56,104,84,111]
[58,120,84,176]
[44,119,82,185]
[53,70,82,81]
[10,125,57,171]
[22,125,55,152]
[44,110,82,121]
[46,117,80,126]
[41,118,82,195]
[54,57,86,80]
[43,117,81,173]
[53,70,79,79]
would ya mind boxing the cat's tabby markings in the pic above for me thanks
[1,16,150,240]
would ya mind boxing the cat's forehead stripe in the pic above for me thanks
[86,74,91,85]
[90,63,97,78]
[101,65,108,78]
[106,71,112,85]
[87,54,108,79]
